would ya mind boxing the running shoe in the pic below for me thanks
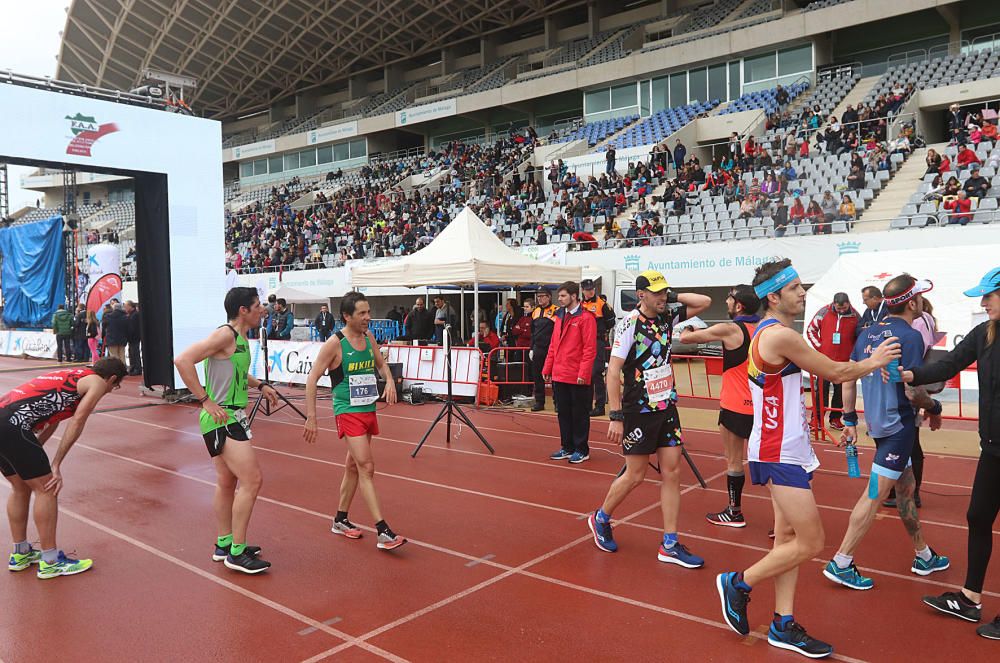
[767,620,834,658]
[657,542,704,568]
[922,591,982,622]
[706,507,746,528]
[977,614,1000,640]
[828,419,845,431]
[224,551,270,574]
[8,547,41,572]
[587,512,617,552]
[376,529,407,551]
[822,560,874,590]
[331,519,363,539]
[37,551,93,579]
[549,449,572,460]
[911,549,949,576]
[568,452,590,464]
[589,406,605,417]
[212,544,262,562]
[882,497,897,508]
[531,403,545,412]
[716,572,751,635]
[914,493,922,508]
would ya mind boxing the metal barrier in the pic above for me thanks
[386,344,485,398]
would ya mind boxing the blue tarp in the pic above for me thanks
[0,217,66,328]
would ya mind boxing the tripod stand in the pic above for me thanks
[248,322,307,425]
[412,326,494,458]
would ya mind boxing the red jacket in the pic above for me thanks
[543,306,597,384]
[512,314,532,348]
[469,331,501,351]
[806,304,860,361]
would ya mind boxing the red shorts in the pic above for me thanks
[335,412,379,439]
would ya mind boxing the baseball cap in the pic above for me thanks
[964,267,1000,297]
[971,162,981,171]
[581,278,596,290]
[635,270,669,293]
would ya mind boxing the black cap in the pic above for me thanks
[833,292,850,304]
[536,287,552,296]
[581,278,595,290]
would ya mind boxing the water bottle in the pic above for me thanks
[845,444,861,478]
[886,357,902,383]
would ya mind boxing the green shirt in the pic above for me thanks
[199,325,250,434]
[331,331,378,415]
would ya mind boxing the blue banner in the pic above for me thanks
[0,216,66,328]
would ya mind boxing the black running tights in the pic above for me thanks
[965,451,1000,594]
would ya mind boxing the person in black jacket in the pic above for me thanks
[903,267,1000,639]
[72,303,88,363]
[405,297,435,341]
[124,301,142,376]
[314,304,335,341]
[530,288,558,411]
[102,304,129,364]
[581,279,617,416]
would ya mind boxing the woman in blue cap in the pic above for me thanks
[898,266,1000,640]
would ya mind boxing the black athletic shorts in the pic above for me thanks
[719,408,754,440]
[0,418,50,480]
[622,406,682,456]
[202,421,251,458]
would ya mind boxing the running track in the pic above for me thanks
[0,361,995,662]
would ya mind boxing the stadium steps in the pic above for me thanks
[858,145,933,232]
[576,26,630,64]
[830,75,881,121]
[590,115,646,151]
[723,0,768,25]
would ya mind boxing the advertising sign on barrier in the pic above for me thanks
[2,331,58,359]
[248,339,331,389]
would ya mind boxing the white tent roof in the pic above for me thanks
[350,207,581,287]
[274,285,330,304]
[805,245,997,352]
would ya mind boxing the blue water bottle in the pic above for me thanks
[845,444,861,478]
[886,357,902,383]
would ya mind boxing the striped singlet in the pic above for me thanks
[747,318,819,471]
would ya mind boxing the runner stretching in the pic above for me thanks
[304,291,406,550]
[824,274,949,590]
[586,270,711,568]
[1,357,126,578]
[679,284,760,527]
[716,259,899,658]
[174,287,277,574]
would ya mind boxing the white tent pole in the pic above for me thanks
[460,286,465,341]
[474,278,480,346]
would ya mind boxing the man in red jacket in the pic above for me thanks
[543,281,597,464]
[807,292,860,430]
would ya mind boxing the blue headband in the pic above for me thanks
[754,266,799,299]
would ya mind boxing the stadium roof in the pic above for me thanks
[56,0,593,119]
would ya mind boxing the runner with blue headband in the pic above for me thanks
[717,258,900,658]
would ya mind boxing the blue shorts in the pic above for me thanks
[872,424,915,480]
[749,461,813,489]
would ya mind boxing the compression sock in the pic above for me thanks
[335,511,349,523]
[13,541,31,555]
[662,532,678,550]
[773,614,794,631]
[230,543,247,557]
[833,552,854,569]
[41,548,59,564]
[726,472,746,512]
[216,534,233,549]
[375,520,390,536]
[916,546,932,562]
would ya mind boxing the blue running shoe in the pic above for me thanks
[767,620,833,658]
[549,449,572,460]
[822,560,874,590]
[568,452,589,464]
[716,572,751,635]
[657,542,704,568]
[911,549,950,576]
[587,512,617,552]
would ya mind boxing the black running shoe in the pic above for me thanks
[531,403,545,412]
[923,591,982,622]
[768,621,834,658]
[224,551,271,574]
[977,614,1000,640]
[706,508,747,528]
[212,544,262,562]
[716,572,751,635]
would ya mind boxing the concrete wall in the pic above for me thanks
[696,109,767,143]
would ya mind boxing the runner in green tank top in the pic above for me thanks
[174,287,280,574]
[304,291,406,550]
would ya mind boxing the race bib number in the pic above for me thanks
[349,373,379,407]
[232,409,252,440]
[643,364,674,403]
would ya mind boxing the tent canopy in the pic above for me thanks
[350,207,582,288]
[274,285,330,304]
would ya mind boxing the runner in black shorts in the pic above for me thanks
[679,284,761,528]
[586,270,711,568]
[0,357,126,579]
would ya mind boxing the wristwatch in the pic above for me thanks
[609,410,624,421]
